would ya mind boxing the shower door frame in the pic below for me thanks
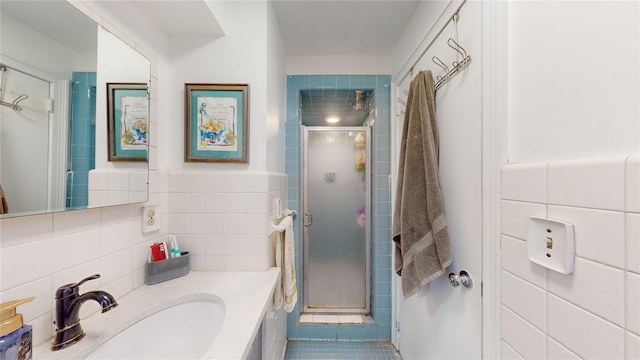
[301,126,371,314]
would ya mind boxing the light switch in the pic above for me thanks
[142,205,160,233]
[527,217,575,274]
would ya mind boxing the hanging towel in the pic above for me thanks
[0,185,8,214]
[273,216,297,312]
[392,70,452,299]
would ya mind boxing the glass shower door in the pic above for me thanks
[303,127,370,313]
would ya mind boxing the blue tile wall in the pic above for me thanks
[285,75,392,341]
[66,72,96,209]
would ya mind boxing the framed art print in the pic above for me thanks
[107,83,149,162]
[185,83,249,163]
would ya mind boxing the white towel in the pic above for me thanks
[273,216,297,312]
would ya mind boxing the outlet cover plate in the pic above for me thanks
[142,205,160,233]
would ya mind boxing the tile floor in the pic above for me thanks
[284,341,402,360]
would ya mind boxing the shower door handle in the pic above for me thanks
[304,213,313,227]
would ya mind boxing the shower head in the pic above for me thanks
[353,90,364,111]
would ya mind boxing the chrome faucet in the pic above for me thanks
[51,274,118,351]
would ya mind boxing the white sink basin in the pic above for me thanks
[85,300,225,359]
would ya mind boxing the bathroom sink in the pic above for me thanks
[85,300,225,359]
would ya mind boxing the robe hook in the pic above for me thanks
[13,94,28,105]
[432,56,449,81]
[447,38,468,59]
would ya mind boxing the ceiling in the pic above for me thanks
[272,0,419,56]
[1,1,97,53]
[273,1,418,126]
[301,89,374,126]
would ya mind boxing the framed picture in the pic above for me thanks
[107,83,149,162]
[185,83,249,163]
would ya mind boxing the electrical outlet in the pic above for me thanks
[142,205,160,233]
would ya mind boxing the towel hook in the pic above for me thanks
[432,56,449,81]
[447,38,468,61]
[12,94,28,106]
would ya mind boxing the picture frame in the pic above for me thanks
[106,83,149,162]
[185,83,249,163]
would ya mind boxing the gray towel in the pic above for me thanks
[392,70,452,299]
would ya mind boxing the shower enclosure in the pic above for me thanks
[302,126,371,314]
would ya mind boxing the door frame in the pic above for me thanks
[1,54,70,212]
[301,125,372,314]
[389,1,508,358]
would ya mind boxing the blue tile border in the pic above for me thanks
[67,72,96,209]
[285,75,392,342]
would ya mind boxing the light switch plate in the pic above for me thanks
[142,205,160,233]
[527,217,575,274]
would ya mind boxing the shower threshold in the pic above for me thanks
[299,314,376,325]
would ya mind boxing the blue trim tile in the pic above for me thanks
[374,295,392,310]
[336,76,350,89]
[310,75,323,89]
[375,268,392,283]
[363,326,377,340]
[349,325,364,340]
[337,326,350,341]
[293,75,310,89]
[285,161,299,174]
[323,75,337,89]
[296,324,311,340]
[363,75,377,89]
[350,75,364,89]
[285,121,300,135]
[377,326,391,340]
[285,134,299,149]
[323,325,337,341]
[309,325,324,340]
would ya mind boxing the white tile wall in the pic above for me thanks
[547,155,626,211]
[546,338,580,360]
[1,169,288,347]
[168,171,288,272]
[628,332,640,360]
[547,294,625,359]
[501,341,524,360]
[501,153,639,359]
[501,306,546,359]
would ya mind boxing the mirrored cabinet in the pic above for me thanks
[0,0,151,218]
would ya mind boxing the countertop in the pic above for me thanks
[34,269,280,359]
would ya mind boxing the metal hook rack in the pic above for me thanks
[0,93,28,111]
[431,37,472,91]
[0,65,28,111]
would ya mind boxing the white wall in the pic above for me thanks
[508,1,640,162]
[168,1,269,172]
[286,55,391,75]
[390,1,449,81]
[266,1,286,174]
[501,154,639,359]
[501,2,640,358]
[0,13,93,78]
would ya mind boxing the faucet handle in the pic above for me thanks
[55,274,101,299]
[74,274,100,288]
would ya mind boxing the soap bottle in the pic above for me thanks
[0,297,34,360]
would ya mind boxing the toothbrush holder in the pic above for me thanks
[145,252,190,285]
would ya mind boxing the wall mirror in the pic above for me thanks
[0,0,150,219]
